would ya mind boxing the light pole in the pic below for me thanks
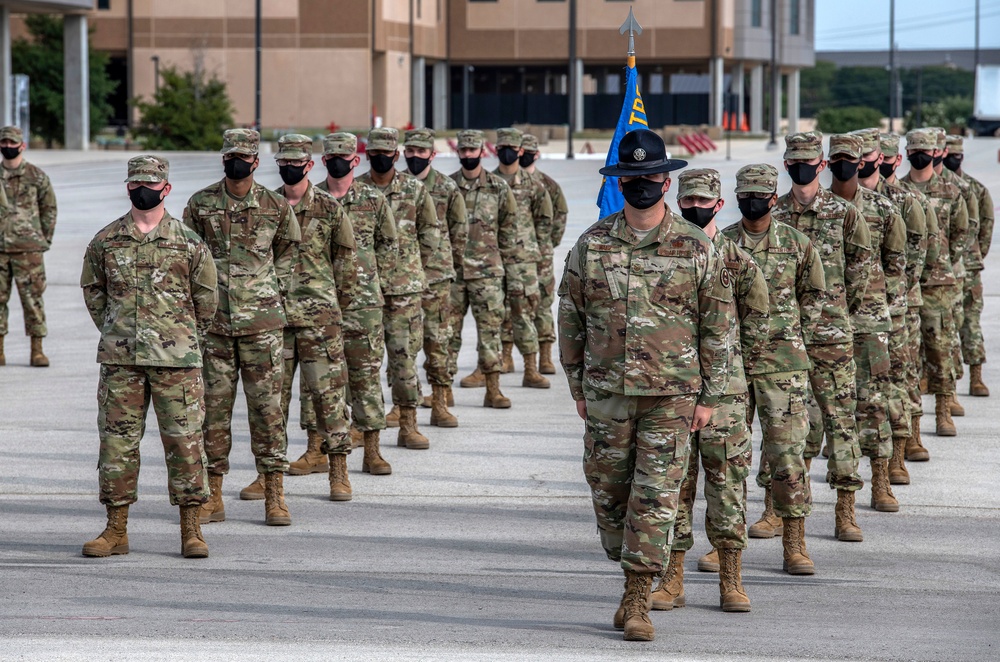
[888,0,895,133]
[151,55,159,96]
[567,0,577,159]
[768,0,777,148]
[254,0,262,132]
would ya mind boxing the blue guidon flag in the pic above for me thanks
[596,55,649,219]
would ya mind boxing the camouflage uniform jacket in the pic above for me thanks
[900,172,968,288]
[962,172,995,270]
[558,210,731,407]
[875,177,927,310]
[941,168,977,280]
[81,211,218,367]
[773,186,872,345]
[450,168,522,281]
[358,170,448,294]
[495,167,553,262]
[424,167,468,279]
[0,161,52,253]
[721,219,827,376]
[530,169,569,255]
[183,179,301,337]
[317,178,398,310]
[844,187,907,334]
[280,181,359,327]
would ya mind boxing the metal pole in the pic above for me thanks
[127,0,134,126]
[254,0,262,131]
[975,0,981,74]
[567,0,576,159]
[151,55,159,96]
[463,65,470,129]
[768,0,777,148]
[916,67,923,127]
[888,0,895,133]
[409,0,414,125]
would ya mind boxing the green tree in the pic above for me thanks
[800,60,837,118]
[904,96,973,132]
[815,106,884,134]
[132,66,235,151]
[11,14,116,148]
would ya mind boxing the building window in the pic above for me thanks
[789,0,800,35]
[98,0,110,8]
[469,0,497,3]
[417,0,422,17]
[751,0,762,27]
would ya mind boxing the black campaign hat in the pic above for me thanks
[599,129,688,177]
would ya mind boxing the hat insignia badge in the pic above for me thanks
[633,148,646,162]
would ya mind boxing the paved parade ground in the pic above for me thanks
[2,138,1000,661]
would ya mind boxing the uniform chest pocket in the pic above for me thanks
[650,256,695,314]
[105,245,135,296]
[583,245,623,301]
[151,243,190,294]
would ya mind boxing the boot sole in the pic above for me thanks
[936,429,957,437]
[782,563,815,575]
[888,475,910,485]
[385,421,400,428]
[871,502,900,513]
[748,528,781,539]
[82,543,129,557]
[329,493,353,502]
[650,596,684,611]
[905,452,930,462]
[199,511,225,524]
[239,492,265,501]
[286,464,329,476]
[623,631,655,642]
[721,603,752,613]
[265,516,291,526]
[459,383,485,388]
[539,367,556,375]
[398,440,430,450]
[970,390,989,397]
[522,381,551,389]
[697,561,720,572]
[362,465,392,475]
[31,362,49,367]
[182,547,209,559]
[430,418,459,428]
[835,530,864,542]
[483,401,512,409]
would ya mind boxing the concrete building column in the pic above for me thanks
[572,58,583,132]
[0,6,10,127]
[709,56,724,127]
[432,61,448,130]
[750,63,763,134]
[732,62,745,131]
[787,68,801,134]
[63,14,89,150]
[411,56,426,128]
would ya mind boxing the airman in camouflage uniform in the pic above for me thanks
[521,133,570,375]
[183,128,300,527]
[944,135,995,397]
[653,168,768,614]
[0,125,50,367]
[315,132,397,476]
[772,131,870,541]
[359,127,449,450]
[559,130,730,641]
[80,155,217,559]
[403,128,467,426]
[450,129,517,408]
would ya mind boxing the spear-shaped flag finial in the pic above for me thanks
[619,6,643,58]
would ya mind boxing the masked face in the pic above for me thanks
[129,185,165,211]
[460,156,481,171]
[224,156,255,180]
[368,153,396,174]
[519,152,536,169]
[497,147,519,166]
[908,151,934,171]
[405,155,431,176]
[787,162,820,186]
[680,204,717,229]
[325,156,353,179]
[829,159,859,182]
[278,163,308,186]
[857,158,879,179]
[879,162,897,179]
[738,196,772,221]
[620,177,665,210]
[943,154,963,172]
[932,153,944,167]
[0,145,21,160]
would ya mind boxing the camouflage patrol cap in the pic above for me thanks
[677,168,721,199]
[0,126,23,143]
[784,131,823,160]
[927,126,947,149]
[945,135,964,154]
[521,134,540,152]
[367,127,399,152]
[880,132,900,158]
[735,164,778,194]
[324,132,358,156]
[905,129,937,151]
[828,133,863,159]
[457,129,485,149]
[496,127,524,147]
[403,128,435,149]
[851,128,881,154]
[125,154,169,183]
[221,128,260,156]
[275,133,313,161]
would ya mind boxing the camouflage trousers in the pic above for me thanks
[906,309,923,412]
[384,293,423,408]
[281,325,349,456]
[749,370,812,518]
[854,332,893,459]
[961,269,986,366]
[582,386,695,574]
[0,251,46,337]
[202,330,289,475]
[920,285,958,395]
[887,314,912,438]
[802,344,863,491]
[412,280,453,386]
[96,364,209,507]
[533,255,557,345]
[953,277,966,380]
[448,276,505,377]
[501,262,540,355]
[671,393,751,552]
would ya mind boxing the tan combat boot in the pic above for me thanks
[970,364,990,397]
[350,426,363,449]
[718,548,751,612]
[199,474,225,523]
[698,548,720,572]
[804,457,812,473]
[950,393,965,417]
[748,487,783,538]
[870,458,899,512]
[30,337,49,367]
[328,453,352,501]
[622,570,656,641]
[781,517,814,575]
[263,472,291,526]
[935,394,957,436]
[888,437,910,485]
[418,383,432,408]
[82,505,129,557]
[501,342,515,374]
[397,406,429,449]
[430,384,458,427]
[483,371,512,409]
[834,490,863,542]
[906,414,930,461]
[0,335,5,366]
[459,367,486,388]
[288,429,329,475]
[179,505,209,558]
[522,353,551,389]
[362,430,392,475]
[650,550,685,610]
[239,473,265,500]
[446,385,455,406]
[613,571,628,630]
[385,405,401,428]
[538,341,556,375]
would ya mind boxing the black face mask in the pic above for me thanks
[680,205,717,229]
[787,162,820,186]
[460,156,481,172]
[224,158,254,181]
[943,155,963,172]
[497,147,519,166]
[829,160,859,182]
[879,162,897,179]
[325,157,353,179]
[620,178,664,210]
[1,146,20,160]
[368,154,396,174]
[129,185,164,211]
[857,160,879,179]
[738,197,772,221]
[932,154,944,167]
[278,164,308,186]
[519,152,536,169]
[405,155,431,176]
[908,152,934,171]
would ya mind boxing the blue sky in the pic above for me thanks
[815,0,1000,52]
